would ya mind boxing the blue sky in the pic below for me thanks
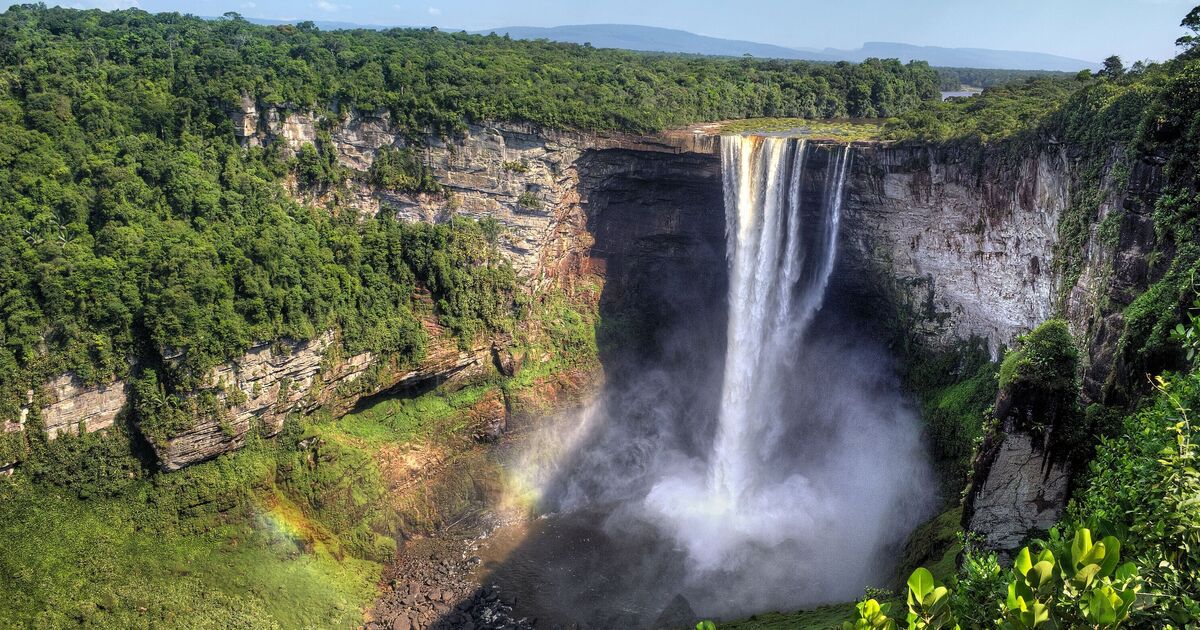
[29,0,1199,62]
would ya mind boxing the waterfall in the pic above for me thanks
[521,131,933,616]
[711,135,851,502]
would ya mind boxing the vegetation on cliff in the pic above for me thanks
[867,18,1200,608]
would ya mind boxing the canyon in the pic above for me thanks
[4,102,1160,571]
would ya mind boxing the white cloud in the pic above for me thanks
[315,0,343,12]
[427,6,441,16]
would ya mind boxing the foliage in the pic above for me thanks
[848,529,1141,629]
[502,160,529,173]
[1177,6,1200,58]
[1072,370,1200,625]
[845,599,898,630]
[904,568,956,629]
[1098,56,1126,80]
[997,320,1077,393]
[1170,294,1200,362]
[516,190,542,210]
[950,541,1006,628]
[934,68,1077,91]
[368,146,439,193]
[18,415,145,499]
[884,77,1083,143]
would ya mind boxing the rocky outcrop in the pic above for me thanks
[965,427,1070,553]
[36,375,129,438]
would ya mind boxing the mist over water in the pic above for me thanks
[503,136,935,624]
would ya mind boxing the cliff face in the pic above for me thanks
[839,142,1163,555]
[839,145,1067,355]
[151,325,493,471]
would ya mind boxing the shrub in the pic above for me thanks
[369,146,439,192]
[517,190,542,209]
[998,320,1077,393]
[846,529,1141,629]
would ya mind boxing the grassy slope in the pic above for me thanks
[0,382,504,629]
[0,450,378,629]
[718,604,859,629]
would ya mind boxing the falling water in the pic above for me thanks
[711,135,850,503]
[640,135,870,575]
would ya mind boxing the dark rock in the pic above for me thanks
[652,593,698,630]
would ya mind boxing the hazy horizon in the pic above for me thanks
[28,0,1197,64]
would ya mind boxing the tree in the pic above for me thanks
[1097,55,1125,80]
[1177,5,1200,57]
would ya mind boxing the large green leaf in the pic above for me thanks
[1071,529,1093,568]
[908,567,935,600]
[1014,546,1033,576]
[1098,536,1121,577]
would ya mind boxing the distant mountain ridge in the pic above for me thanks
[226,17,1098,72]
[476,24,842,62]
[477,24,1099,71]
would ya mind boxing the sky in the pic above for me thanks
[30,0,1199,63]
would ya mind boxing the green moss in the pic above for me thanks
[323,380,497,449]
[896,507,964,584]
[902,340,997,498]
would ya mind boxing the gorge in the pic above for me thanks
[2,6,1199,629]
[448,136,936,626]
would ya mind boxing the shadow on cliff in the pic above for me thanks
[425,147,730,629]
